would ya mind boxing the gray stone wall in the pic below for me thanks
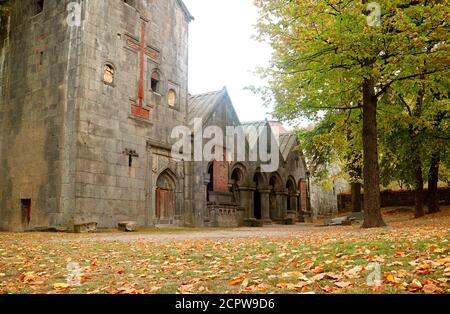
[73,0,190,227]
[0,0,310,231]
[310,164,350,217]
[0,0,78,231]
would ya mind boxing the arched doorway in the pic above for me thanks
[231,167,244,204]
[286,178,296,213]
[253,173,264,220]
[155,170,176,224]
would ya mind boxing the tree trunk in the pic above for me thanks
[414,160,425,218]
[428,152,440,214]
[351,182,362,212]
[362,79,386,228]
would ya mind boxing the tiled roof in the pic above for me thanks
[188,90,300,162]
[188,89,227,122]
[177,0,194,22]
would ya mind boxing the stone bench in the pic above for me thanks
[74,222,98,233]
[118,221,138,232]
[243,219,264,228]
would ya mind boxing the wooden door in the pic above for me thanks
[156,188,175,221]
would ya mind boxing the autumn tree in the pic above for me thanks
[254,0,449,228]
[379,78,449,216]
[376,3,449,217]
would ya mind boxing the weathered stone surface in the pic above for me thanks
[244,219,264,228]
[321,216,355,227]
[118,221,138,232]
[74,222,98,234]
[348,212,364,221]
[29,226,69,233]
[0,1,309,232]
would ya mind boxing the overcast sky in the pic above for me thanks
[183,0,274,123]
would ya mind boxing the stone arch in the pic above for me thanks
[286,176,297,193]
[253,168,268,187]
[102,62,116,85]
[150,68,165,94]
[32,0,44,16]
[269,172,283,191]
[156,169,177,190]
[229,163,247,206]
[123,0,137,9]
[230,163,248,185]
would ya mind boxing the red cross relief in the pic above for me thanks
[126,21,160,120]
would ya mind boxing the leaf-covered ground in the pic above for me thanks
[0,207,449,294]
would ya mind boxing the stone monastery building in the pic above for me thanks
[0,0,310,232]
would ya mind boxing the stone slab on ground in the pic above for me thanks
[74,222,98,233]
[243,219,264,228]
[348,212,364,221]
[118,221,138,232]
[318,215,356,227]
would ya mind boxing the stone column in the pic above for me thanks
[237,186,253,223]
[237,187,249,211]
[203,178,211,225]
[260,186,272,225]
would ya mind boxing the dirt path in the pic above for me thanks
[63,223,388,243]
[48,207,449,244]
[83,224,321,242]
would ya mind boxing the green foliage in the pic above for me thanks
[0,0,12,31]
[296,110,363,188]
[0,0,11,18]
[379,79,450,188]
[254,0,449,189]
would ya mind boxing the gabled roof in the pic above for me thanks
[176,0,194,22]
[188,87,240,127]
[187,91,301,163]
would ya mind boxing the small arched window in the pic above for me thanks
[33,0,44,16]
[103,64,115,85]
[151,71,160,93]
[123,0,136,9]
[167,89,177,107]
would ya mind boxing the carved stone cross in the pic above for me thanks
[123,149,139,167]
[125,19,160,120]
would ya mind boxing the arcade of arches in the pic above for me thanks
[222,164,310,226]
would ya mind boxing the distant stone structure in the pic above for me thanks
[0,0,309,231]
[310,164,350,217]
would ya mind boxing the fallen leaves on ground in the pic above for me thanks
[0,208,449,294]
